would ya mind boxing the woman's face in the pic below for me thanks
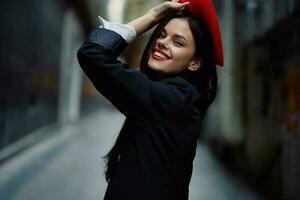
[147,18,200,76]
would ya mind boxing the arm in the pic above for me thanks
[77,29,154,121]
[77,30,200,121]
[97,1,189,41]
[128,1,189,36]
[77,1,194,122]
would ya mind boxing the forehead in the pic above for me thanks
[163,18,193,38]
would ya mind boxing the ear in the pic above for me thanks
[187,58,202,71]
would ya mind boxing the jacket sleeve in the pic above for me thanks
[77,28,200,122]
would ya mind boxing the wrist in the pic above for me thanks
[128,12,157,36]
[146,10,159,24]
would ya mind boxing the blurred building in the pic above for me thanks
[0,0,300,199]
[0,0,105,158]
[205,0,300,199]
[0,0,67,155]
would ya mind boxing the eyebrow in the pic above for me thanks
[162,28,187,42]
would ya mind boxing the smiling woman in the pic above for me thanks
[140,9,219,107]
[77,0,223,200]
[148,17,199,75]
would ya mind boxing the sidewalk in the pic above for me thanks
[0,106,263,200]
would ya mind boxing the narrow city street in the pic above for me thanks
[0,107,263,200]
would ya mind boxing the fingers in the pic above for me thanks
[165,1,189,8]
[171,0,189,5]
[150,0,190,22]
[163,0,190,8]
[171,0,186,3]
[168,2,189,10]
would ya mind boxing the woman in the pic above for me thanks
[77,0,223,199]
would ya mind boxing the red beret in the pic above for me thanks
[179,0,224,67]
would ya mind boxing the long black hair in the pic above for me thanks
[104,10,218,182]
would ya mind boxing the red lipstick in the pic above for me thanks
[151,48,171,61]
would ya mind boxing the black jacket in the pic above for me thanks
[77,28,204,200]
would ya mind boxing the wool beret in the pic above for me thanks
[179,0,224,66]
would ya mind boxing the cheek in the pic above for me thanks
[171,49,194,65]
[165,59,189,74]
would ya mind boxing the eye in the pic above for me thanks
[158,31,166,38]
[158,33,164,38]
[173,40,183,47]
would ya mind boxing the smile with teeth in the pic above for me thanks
[151,49,171,61]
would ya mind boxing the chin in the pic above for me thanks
[148,60,168,73]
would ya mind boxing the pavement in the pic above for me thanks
[0,106,264,200]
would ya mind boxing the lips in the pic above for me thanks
[151,48,172,61]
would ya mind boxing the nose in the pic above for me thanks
[157,37,169,50]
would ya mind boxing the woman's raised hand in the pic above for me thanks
[149,0,189,22]
[128,0,189,36]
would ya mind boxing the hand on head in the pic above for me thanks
[149,0,190,22]
[128,0,189,36]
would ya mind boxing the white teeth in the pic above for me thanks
[154,51,167,59]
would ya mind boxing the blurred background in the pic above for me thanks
[0,0,300,199]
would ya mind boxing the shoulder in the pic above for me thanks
[158,77,200,100]
[151,76,201,116]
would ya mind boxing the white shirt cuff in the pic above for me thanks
[98,16,137,44]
